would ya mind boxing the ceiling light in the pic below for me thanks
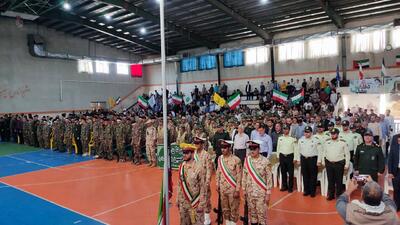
[140,27,146,34]
[63,1,71,10]
[104,14,112,20]
[260,0,268,4]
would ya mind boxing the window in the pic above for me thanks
[350,30,386,53]
[278,41,305,61]
[308,36,338,58]
[180,57,197,72]
[78,59,93,74]
[245,46,269,65]
[199,55,217,70]
[95,61,109,74]
[223,50,244,67]
[116,63,129,75]
[392,28,400,49]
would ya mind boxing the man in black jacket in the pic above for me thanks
[388,134,400,211]
[211,123,230,168]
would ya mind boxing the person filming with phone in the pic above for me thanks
[336,175,399,225]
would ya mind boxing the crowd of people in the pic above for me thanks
[0,77,399,225]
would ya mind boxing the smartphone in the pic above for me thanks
[354,175,369,185]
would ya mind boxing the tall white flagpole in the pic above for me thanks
[160,0,170,224]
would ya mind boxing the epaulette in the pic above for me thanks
[339,139,346,143]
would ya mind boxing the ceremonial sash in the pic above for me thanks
[194,152,199,162]
[244,157,267,191]
[178,163,200,208]
[218,156,237,189]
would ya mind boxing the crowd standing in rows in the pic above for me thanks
[0,77,399,225]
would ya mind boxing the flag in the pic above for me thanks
[272,90,288,103]
[290,89,304,104]
[358,63,364,80]
[156,182,165,225]
[138,96,148,109]
[227,92,241,110]
[148,95,156,109]
[108,97,116,108]
[381,58,387,78]
[213,93,226,107]
[353,59,370,69]
[172,95,183,105]
[336,64,341,87]
[397,55,400,65]
[184,95,192,105]
[115,96,121,105]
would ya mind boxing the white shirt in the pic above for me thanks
[233,132,249,150]
[294,82,302,91]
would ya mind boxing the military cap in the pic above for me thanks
[220,140,233,148]
[304,126,313,133]
[364,130,373,136]
[349,124,356,129]
[330,128,340,134]
[247,140,263,148]
[179,143,197,152]
[335,116,341,121]
[194,136,207,142]
[341,120,350,126]
[328,121,335,127]
[282,124,290,130]
[317,122,324,128]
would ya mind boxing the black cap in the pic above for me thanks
[335,116,341,121]
[317,123,324,128]
[364,130,373,136]
[304,126,313,133]
[328,122,335,127]
[341,120,350,126]
[330,128,340,134]
[350,124,356,129]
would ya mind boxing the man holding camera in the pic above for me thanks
[353,131,385,182]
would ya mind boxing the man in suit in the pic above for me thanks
[388,134,400,211]
[245,81,252,100]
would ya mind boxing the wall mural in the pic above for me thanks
[0,85,31,99]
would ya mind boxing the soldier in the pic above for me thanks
[80,118,91,156]
[353,131,385,182]
[242,140,273,225]
[177,143,206,225]
[43,118,51,149]
[193,136,213,225]
[52,118,59,150]
[216,140,242,225]
[36,118,44,148]
[131,117,143,165]
[145,118,157,167]
[115,119,126,162]
[339,120,358,162]
[277,124,298,193]
[323,128,350,200]
[58,116,65,151]
[22,116,30,145]
[64,118,73,153]
[296,126,322,197]
[324,122,335,137]
[103,119,114,160]
[314,122,329,146]
[92,117,102,157]
[350,124,363,148]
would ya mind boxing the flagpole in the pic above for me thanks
[159,0,170,224]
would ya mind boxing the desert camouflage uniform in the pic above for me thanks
[115,121,126,159]
[63,121,73,153]
[131,121,143,164]
[194,147,213,214]
[80,122,91,154]
[146,123,157,164]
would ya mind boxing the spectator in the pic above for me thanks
[266,81,273,95]
[252,124,273,158]
[330,89,338,104]
[388,134,400,211]
[315,78,320,92]
[302,78,307,92]
[194,85,199,98]
[320,77,328,89]
[308,77,314,93]
[232,125,249,164]
[295,79,302,91]
[304,101,313,114]
[260,82,265,97]
[245,81,252,100]
[273,81,280,91]
[336,177,399,225]
[209,84,214,95]
[271,123,283,152]
[368,115,381,145]
[280,80,288,93]
[214,83,219,93]
[253,88,259,100]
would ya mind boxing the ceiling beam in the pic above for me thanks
[203,0,272,43]
[41,9,168,54]
[318,0,344,28]
[97,0,218,48]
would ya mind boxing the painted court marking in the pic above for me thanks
[0,181,109,225]
[271,208,337,215]
[270,192,294,208]
[5,155,65,171]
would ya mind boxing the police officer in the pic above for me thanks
[177,143,205,225]
[324,122,335,137]
[323,128,350,200]
[296,126,322,197]
[314,122,329,146]
[242,140,272,225]
[216,140,242,225]
[277,124,298,193]
[353,131,385,182]
[350,124,363,146]
[339,120,358,162]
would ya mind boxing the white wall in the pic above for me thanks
[142,13,400,96]
[0,17,143,113]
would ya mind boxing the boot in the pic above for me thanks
[204,213,211,225]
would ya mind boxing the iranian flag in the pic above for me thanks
[353,59,370,69]
[172,95,183,105]
[358,63,364,80]
[272,90,288,103]
[396,55,400,65]
[138,96,148,109]
[291,89,304,104]
[227,92,241,110]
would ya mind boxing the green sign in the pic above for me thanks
[157,144,183,169]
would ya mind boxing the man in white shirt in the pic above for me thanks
[294,79,302,91]
[233,125,249,164]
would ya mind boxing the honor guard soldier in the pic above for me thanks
[323,128,350,200]
[177,143,206,225]
[324,122,335,137]
[216,140,242,225]
[339,120,358,162]
[193,136,213,225]
[353,131,385,182]
[277,124,298,193]
[242,140,273,225]
[296,126,322,197]
[314,122,329,146]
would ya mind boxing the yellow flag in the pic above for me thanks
[108,97,116,108]
[213,93,226,107]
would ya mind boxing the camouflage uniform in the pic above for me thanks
[194,145,213,221]
[54,119,65,151]
[64,120,73,153]
[103,122,114,159]
[242,156,273,225]
[115,121,126,159]
[216,154,242,223]
[131,120,143,164]
[43,121,51,149]
[23,119,30,145]
[80,121,91,155]
[92,119,102,155]
[177,161,206,225]
[36,121,44,148]
[145,121,157,165]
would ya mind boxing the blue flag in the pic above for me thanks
[336,64,340,87]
